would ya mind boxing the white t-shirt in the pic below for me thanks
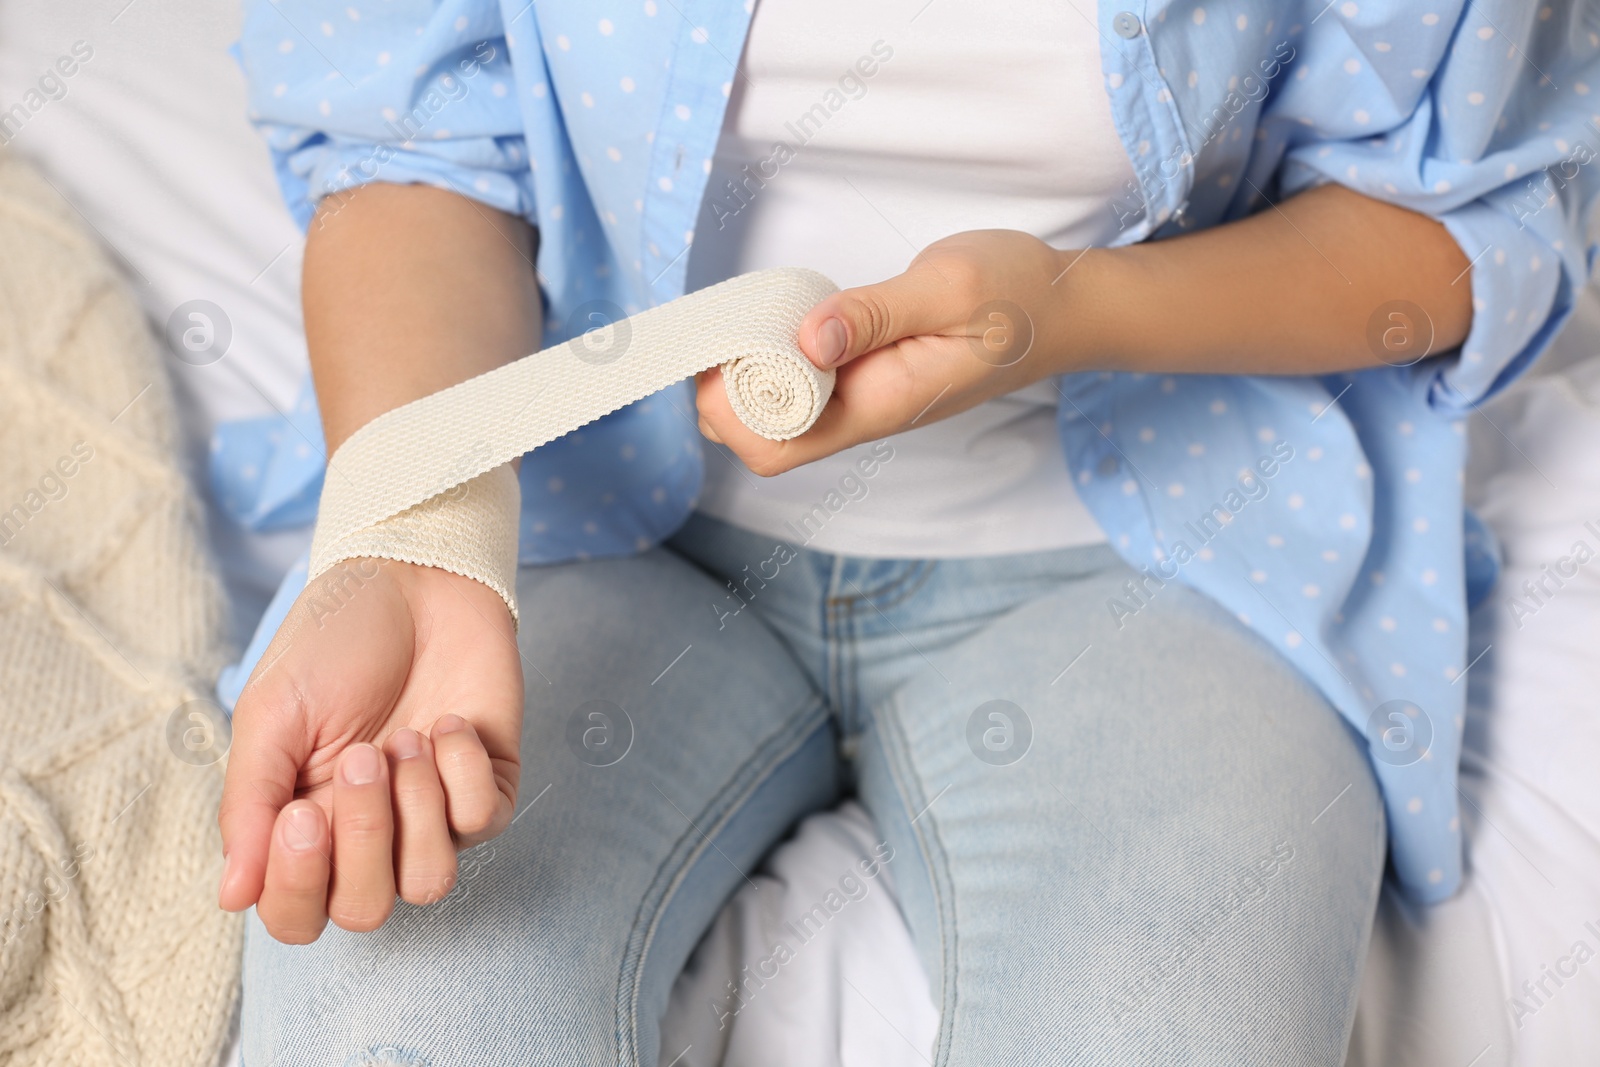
[685,0,1136,557]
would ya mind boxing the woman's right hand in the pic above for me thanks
[217,558,524,944]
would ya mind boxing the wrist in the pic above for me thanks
[1042,244,1143,377]
[309,461,522,627]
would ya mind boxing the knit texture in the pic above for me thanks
[0,156,241,1066]
[308,268,839,619]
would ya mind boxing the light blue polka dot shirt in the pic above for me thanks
[221,0,1599,904]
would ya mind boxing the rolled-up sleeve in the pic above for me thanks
[239,0,536,228]
[1268,0,1599,412]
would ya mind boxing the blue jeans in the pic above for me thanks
[242,513,1385,1065]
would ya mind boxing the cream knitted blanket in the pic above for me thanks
[0,156,240,1066]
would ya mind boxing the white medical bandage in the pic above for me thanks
[307,267,841,624]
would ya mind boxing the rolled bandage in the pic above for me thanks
[308,267,841,624]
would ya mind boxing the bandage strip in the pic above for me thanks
[308,267,840,623]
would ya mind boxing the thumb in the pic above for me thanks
[217,672,312,912]
[799,262,960,370]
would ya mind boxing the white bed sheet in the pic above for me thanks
[660,801,939,1067]
[3,3,1596,1064]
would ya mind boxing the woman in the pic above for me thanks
[218,1,1596,1063]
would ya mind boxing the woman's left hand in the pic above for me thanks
[696,229,1094,476]
[696,186,1479,477]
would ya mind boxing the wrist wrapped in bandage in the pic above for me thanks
[306,268,840,633]
[308,462,522,624]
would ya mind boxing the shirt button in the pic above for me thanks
[1097,455,1120,477]
[1113,12,1143,38]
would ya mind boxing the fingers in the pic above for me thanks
[696,351,926,477]
[432,714,512,847]
[255,801,331,945]
[252,733,477,942]
[694,372,725,444]
[696,366,813,475]
[799,261,960,369]
[385,728,458,905]
[325,743,397,932]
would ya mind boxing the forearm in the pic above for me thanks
[303,182,541,453]
[1068,183,1474,376]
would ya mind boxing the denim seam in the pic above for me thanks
[1338,780,1389,1054]
[826,559,938,615]
[826,593,846,719]
[869,559,938,614]
[826,561,937,734]
[846,605,862,737]
[824,554,847,715]
[832,595,865,736]
[873,695,960,1066]
[613,690,830,1067]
